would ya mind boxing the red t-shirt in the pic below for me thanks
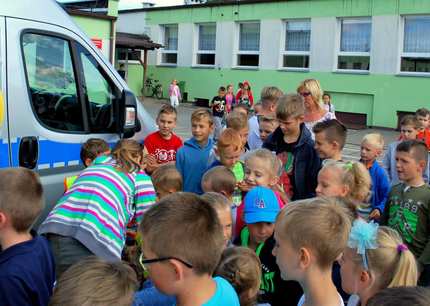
[144,131,183,164]
[417,128,430,151]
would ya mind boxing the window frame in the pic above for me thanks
[335,17,372,73]
[116,48,142,65]
[279,19,311,72]
[398,15,430,76]
[194,22,216,67]
[234,21,261,69]
[159,24,178,66]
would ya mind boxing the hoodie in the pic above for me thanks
[176,137,214,194]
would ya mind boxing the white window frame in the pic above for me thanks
[335,17,372,73]
[398,15,430,76]
[234,21,260,69]
[193,23,216,67]
[279,19,311,71]
[159,24,178,66]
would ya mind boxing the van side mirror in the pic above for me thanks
[118,89,137,138]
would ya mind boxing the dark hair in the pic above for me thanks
[367,286,430,306]
[238,82,243,89]
[400,115,421,129]
[322,92,331,98]
[219,86,226,92]
[396,140,428,165]
[313,119,347,149]
[416,108,430,117]
[80,138,110,165]
[157,104,177,119]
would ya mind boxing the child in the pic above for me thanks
[215,246,262,306]
[322,92,335,113]
[201,165,236,200]
[313,119,347,161]
[176,108,214,194]
[273,197,351,306]
[383,115,426,185]
[64,138,111,191]
[226,111,250,153]
[202,192,233,247]
[381,140,430,286]
[236,80,254,108]
[225,84,236,114]
[143,104,183,174]
[367,287,430,306]
[139,192,240,305]
[0,168,56,306]
[339,219,418,306]
[259,116,278,144]
[416,108,430,150]
[39,139,156,275]
[360,133,390,221]
[49,256,138,306]
[151,163,182,200]
[210,86,227,141]
[169,79,181,108]
[263,93,321,200]
[235,186,303,306]
[253,103,262,115]
[232,104,250,118]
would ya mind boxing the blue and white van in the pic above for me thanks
[0,0,156,226]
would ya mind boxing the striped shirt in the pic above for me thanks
[39,156,156,260]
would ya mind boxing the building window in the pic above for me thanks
[337,18,371,71]
[116,48,141,62]
[196,23,216,66]
[401,16,430,73]
[282,20,311,69]
[161,24,178,65]
[237,22,260,67]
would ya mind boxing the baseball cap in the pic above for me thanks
[244,186,280,224]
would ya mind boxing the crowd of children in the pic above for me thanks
[1,78,430,306]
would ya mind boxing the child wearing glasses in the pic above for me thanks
[138,192,240,306]
[263,94,321,200]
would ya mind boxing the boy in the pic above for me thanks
[273,197,351,306]
[226,111,250,153]
[139,192,240,305]
[144,104,183,174]
[176,108,214,194]
[210,86,226,141]
[383,115,428,185]
[360,133,390,221]
[416,108,430,150]
[259,116,278,144]
[234,186,302,306]
[0,168,56,306]
[312,119,347,161]
[381,140,430,285]
[151,164,182,200]
[201,166,236,200]
[263,94,321,200]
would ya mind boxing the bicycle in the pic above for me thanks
[142,77,163,99]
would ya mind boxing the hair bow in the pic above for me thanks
[347,219,379,270]
[344,161,353,171]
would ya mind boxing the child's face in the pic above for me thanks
[218,146,242,169]
[248,222,275,245]
[157,113,177,138]
[417,115,430,129]
[259,121,276,142]
[245,157,277,188]
[338,248,363,295]
[254,104,262,115]
[316,167,348,198]
[227,86,233,94]
[218,90,226,97]
[238,127,249,148]
[191,118,213,145]
[278,116,302,137]
[400,124,418,141]
[233,107,248,118]
[216,207,233,247]
[396,150,424,183]
[360,141,381,163]
[314,131,339,160]
[272,232,301,281]
[322,95,331,104]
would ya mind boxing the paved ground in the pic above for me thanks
[140,97,398,161]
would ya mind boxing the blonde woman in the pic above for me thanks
[297,79,336,138]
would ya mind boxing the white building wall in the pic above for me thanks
[117,12,148,35]
[259,19,283,70]
[309,17,337,72]
[177,23,194,67]
[216,21,235,69]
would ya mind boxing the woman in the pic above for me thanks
[297,79,336,138]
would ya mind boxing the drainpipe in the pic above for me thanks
[109,19,116,65]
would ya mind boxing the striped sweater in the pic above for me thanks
[39,156,156,260]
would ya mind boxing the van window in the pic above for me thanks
[22,33,84,131]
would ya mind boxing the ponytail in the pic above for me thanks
[111,139,143,173]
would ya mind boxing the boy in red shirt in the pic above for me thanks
[144,104,183,174]
[416,108,430,151]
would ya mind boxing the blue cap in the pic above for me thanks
[244,186,280,224]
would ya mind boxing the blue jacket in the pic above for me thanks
[176,137,214,194]
[263,123,321,200]
[368,160,390,213]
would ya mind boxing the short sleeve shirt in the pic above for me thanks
[144,131,183,164]
[203,277,240,306]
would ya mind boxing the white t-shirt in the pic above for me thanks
[305,111,336,140]
[346,295,360,306]
[297,293,345,306]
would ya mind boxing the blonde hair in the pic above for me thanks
[191,108,214,125]
[151,164,182,194]
[245,148,282,177]
[201,192,231,212]
[201,166,236,196]
[217,128,243,153]
[215,247,261,306]
[276,94,305,120]
[112,139,143,173]
[276,197,351,269]
[260,86,283,108]
[362,133,384,150]
[349,226,418,289]
[297,79,323,110]
[49,257,138,306]
[321,160,371,203]
[226,111,248,130]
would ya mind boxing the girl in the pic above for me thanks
[215,247,262,306]
[339,219,418,306]
[236,80,254,108]
[225,84,236,114]
[39,140,156,276]
[168,79,181,108]
[323,92,335,113]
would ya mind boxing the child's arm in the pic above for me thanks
[175,148,185,178]
[134,173,157,223]
[370,167,390,220]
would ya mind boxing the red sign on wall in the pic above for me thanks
[91,38,103,49]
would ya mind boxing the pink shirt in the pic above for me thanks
[169,84,181,98]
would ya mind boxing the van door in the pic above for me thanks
[0,16,11,169]
[6,17,126,226]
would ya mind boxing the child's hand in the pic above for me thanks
[369,209,381,220]
[144,154,159,173]
[237,181,250,192]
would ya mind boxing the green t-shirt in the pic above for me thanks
[231,161,245,206]
[382,183,430,264]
